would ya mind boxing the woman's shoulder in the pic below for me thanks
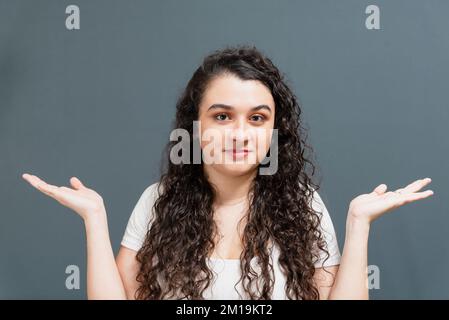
[140,181,162,200]
[297,181,326,209]
[131,181,162,219]
[121,181,162,251]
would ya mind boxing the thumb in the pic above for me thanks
[372,183,387,195]
[70,177,86,190]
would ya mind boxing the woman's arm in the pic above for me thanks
[22,173,127,300]
[325,178,433,300]
[116,246,142,299]
[84,211,127,299]
[327,215,370,299]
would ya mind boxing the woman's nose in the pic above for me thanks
[229,119,250,142]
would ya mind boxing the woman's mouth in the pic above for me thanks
[224,149,251,159]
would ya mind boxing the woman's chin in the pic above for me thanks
[215,163,259,177]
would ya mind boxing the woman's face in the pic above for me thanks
[197,73,276,177]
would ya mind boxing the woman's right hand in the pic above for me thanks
[22,173,106,222]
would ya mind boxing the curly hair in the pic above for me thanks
[134,45,330,300]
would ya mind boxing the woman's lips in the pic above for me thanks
[224,149,251,158]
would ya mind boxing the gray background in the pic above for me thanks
[0,0,447,299]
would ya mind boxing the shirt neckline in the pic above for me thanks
[208,257,240,262]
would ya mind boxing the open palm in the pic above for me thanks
[22,173,105,221]
[349,177,434,224]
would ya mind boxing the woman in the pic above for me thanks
[22,45,433,300]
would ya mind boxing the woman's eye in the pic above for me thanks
[250,114,265,122]
[215,113,230,121]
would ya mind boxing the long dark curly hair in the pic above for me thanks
[135,45,330,300]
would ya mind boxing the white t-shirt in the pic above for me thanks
[121,182,341,299]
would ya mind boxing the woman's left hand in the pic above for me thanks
[348,177,434,225]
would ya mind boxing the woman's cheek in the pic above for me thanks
[199,127,227,162]
[255,129,272,161]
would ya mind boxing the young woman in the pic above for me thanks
[22,46,433,300]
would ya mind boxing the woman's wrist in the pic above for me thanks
[84,208,108,230]
[346,211,371,239]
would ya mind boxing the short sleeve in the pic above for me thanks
[310,189,341,268]
[121,182,160,252]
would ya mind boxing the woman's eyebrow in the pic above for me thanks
[207,103,272,113]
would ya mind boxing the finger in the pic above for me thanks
[22,173,43,187]
[400,178,432,194]
[22,173,65,198]
[37,183,79,205]
[70,177,86,190]
[22,173,35,184]
[22,174,83,208]
[37,183,61,197]
[22,174,56,191]
[391,189,434,207]
[372,184,388,195]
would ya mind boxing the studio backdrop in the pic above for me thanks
[0,0,448,299]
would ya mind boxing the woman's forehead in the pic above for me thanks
[201,74,275,111]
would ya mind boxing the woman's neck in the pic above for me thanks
[204,166,256,207]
